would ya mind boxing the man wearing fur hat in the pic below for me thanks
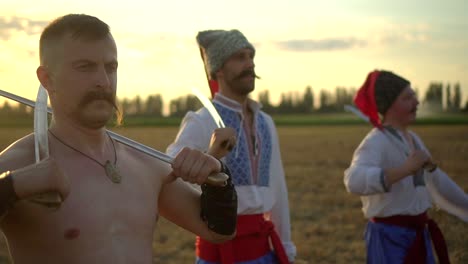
[167,30,296,263]
[344,70,468,264]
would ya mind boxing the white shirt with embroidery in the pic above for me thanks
[344,127,468,221]
[167,93,296,261]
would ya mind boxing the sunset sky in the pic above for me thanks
[1,0,467,113]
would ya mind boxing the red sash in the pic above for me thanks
[196,214,289,264]
[371,212,450,264]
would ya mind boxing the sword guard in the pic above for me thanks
[205,172,229,187]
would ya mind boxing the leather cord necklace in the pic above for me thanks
[48,130,121,183]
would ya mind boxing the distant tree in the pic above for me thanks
[134,95,142,115]
[2,101,12,112]
[294,91,301,109]
[169,95,202,117]
[318,89,334,112]
[334,87,353,111]
[278,92,294,114]
[445,84,452,111]
[258,90,274,114]
[145,94,163,117]
[17,103,29,116]
[423,82,443,112]
[453,83,461,110]
[169,99,182,117]
[301,86,314,113]
[120,98,131,115]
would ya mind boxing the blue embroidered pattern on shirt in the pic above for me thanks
[256,114,272,186]
[215,103,272,187]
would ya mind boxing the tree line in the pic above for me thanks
[1,82,466,118]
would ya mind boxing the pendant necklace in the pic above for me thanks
[48,130,122,184]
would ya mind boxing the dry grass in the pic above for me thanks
[1,125,467,263]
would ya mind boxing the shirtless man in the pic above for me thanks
[0,14,237,264]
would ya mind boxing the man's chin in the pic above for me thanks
[78,113,113,129]
[240,83,255,95]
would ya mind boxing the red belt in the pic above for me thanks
[371,211,450,264]
[196,214,289,264]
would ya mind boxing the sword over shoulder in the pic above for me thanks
[0,89,228,187]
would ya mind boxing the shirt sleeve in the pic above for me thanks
[413,135,468,222]
[266,116,296,262]
[425,168,468,222]
[166,111,212,156]
[344,132,389,195]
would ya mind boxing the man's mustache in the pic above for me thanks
[79,90,117,109]
[236,69,260,80]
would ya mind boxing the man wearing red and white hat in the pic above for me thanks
[167,29,296,264]
[344,70,468,264]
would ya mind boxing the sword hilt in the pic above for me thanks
[206,172,229,187]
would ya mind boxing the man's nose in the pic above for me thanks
[246,58,255,69]
[95,65,110,89]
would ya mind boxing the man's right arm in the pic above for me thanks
[0,136,69,220]
[0,137,33,219]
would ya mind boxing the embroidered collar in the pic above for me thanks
[213,93,262,114]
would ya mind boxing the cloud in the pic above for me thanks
[0,16,48,40]
[273,30,429,53]
[273,20,432,53]
[275,37,367,52]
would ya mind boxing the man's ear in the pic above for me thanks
[36,66,54,94]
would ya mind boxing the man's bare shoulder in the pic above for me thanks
[0,133,35,171]
[115,141,174,184]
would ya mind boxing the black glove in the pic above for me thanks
[200,160,237,235]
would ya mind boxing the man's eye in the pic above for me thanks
[106,64,118,72]
[77,64,94,71]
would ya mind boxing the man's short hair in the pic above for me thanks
[39,14,111,67]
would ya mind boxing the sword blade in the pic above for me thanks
[344,104,370,123]
[34,85,50,162]
[192,88,225,128]
[31,86,62,207]
[0,89,227,186]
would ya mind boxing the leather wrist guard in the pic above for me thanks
[200,160,237,235]
[0,171,19,218]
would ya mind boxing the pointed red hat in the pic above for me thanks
[354,70,382,129]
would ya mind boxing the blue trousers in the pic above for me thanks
[365,221,436,264]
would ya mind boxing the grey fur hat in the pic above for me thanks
[196,29,255,79]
